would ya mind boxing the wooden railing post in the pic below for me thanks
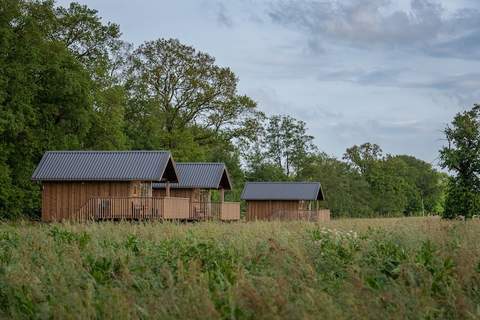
[219,188,224,203]
[219,189,224,220]
[166,182,171,198]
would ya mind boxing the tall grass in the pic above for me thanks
[1,217,479,319]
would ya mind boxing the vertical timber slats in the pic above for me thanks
[246,200,330,222]
[41,182,242,222]
[41,181,130,222]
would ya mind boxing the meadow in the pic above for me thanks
[1,217,479,319]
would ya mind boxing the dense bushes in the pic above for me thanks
[0,219,479,319]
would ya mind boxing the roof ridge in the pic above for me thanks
[245,181,320,184]
[44,150,170,153]
[176,162,224,165]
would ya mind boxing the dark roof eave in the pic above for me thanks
[241,181,324,201]
[153,162,232,190]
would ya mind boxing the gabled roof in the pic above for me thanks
[32,151,178,182]
[153,163,232,190]
[241,182,324,201]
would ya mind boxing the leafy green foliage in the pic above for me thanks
[243,115,316,178]
[0,0,94,218]
[298,148,444,217]
[124,38,258,153]
[440,104,480,219]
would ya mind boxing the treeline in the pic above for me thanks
[0,0,446,219]
[246,134,446,217]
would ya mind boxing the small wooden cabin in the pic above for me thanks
[241,182,329,221]
[152,163,235,219]
[32,151,179,221]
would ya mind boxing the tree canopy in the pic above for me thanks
[440,104,480,219]
[124,39,258,153]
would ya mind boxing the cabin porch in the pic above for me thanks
[75,196,240,222]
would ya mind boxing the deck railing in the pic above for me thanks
[189,201,241,221]
[76,197,168,221]
[75,197,240,222]
[220,202,241,221]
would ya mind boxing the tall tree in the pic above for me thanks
[390,155,444,214]
[53,2,129,149]
[124,38,258,153]
[53,2,122,79]
[264,115,316,176]
[0,0,93,218]
[344,145,408,215]
[343,143,383,175]
[440,104,480,219]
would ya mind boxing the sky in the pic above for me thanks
[58,0,480,165]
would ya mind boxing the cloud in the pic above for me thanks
[319,67,407,86]
[428,29,480,59]
[317,65,480,106]
[215,2,233,28]
[315,117,445,163]
[268,0,480,59]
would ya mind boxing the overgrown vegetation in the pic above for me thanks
[0,218,479,319]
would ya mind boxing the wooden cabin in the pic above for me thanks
[152,163,239,220]
[241,182,330,221]
[31,151,179,221]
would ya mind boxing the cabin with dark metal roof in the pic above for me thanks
[241,182,329,221]
[152,163,238,220]
[32,151,179,221]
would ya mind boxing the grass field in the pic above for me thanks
[1,217,480,319]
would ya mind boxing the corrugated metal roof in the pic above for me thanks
[152,163,232,190]
[31,151,178,182]
[241,182,324,200]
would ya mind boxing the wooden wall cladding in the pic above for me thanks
[41,181,130,221]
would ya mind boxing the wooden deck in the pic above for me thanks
[75,197,241,222]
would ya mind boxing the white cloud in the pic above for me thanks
[268,0,480,58]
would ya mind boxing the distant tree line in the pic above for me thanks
[245,136,446,217]
[0,0,454,219]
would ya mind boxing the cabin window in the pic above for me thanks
[200,189,210,202]
[130,182,152,197]
[140,183,150,197]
